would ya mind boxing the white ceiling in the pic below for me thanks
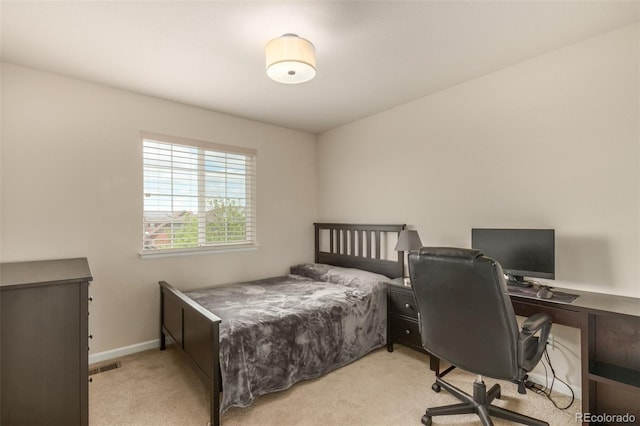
[2,1,638,134]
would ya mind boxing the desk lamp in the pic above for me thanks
[394,229,423,285]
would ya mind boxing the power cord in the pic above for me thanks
[525,348,575,410]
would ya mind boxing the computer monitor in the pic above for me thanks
[471,228,555,286]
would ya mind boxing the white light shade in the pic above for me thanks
[265,34,316,84]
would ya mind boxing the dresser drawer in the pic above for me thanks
[391,315,422,349]
[388,289,418,319]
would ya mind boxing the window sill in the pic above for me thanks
[139,243,259,259]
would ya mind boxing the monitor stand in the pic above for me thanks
[506,274,533,288]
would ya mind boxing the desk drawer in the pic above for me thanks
[511,299,583,329]
[389,290,418,319]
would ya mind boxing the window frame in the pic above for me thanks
[139,131,257,258]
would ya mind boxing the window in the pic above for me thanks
[141,132,256,255]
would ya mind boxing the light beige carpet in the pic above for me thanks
[89,345,579,425]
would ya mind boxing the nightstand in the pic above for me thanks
[385,277,425,353]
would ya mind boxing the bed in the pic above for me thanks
[159,223,405,426]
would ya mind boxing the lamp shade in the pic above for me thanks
[394,230,423,252]
[265,34,316,84]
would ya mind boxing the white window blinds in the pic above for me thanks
[142,133,256,253]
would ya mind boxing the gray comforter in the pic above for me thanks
[185,263,388,412]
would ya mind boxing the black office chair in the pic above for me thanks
[409,247,552,426]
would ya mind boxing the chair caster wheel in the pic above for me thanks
[421,415,432,425]
[431,383,441,393]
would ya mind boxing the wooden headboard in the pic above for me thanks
[314,223,406,279]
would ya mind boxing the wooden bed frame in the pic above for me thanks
[159,223,405,426]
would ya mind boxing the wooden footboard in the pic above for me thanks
[159,281,221,426]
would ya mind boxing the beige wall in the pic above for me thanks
[0,63,317,355]
[318,23,639,298]
[317,24,639,393]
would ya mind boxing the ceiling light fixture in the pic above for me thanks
[265,34,316,84]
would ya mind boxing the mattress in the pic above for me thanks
[184,263,389,412]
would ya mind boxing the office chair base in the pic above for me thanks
[421,377,549,426]
[431,364,457,393]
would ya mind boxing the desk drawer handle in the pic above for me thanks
[405,329,411,335]
[405,303,412,309]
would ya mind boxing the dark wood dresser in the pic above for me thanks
[1,258,93,426]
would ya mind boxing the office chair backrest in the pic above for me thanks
[409,247,521,380]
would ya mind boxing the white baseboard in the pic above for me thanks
[526,371,581,399]
[89,339,161,364]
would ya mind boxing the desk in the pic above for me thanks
[508,287,639,423]
[392,277,640,422]
[424,286,639,423]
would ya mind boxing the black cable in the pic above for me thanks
[527,348,575,410]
